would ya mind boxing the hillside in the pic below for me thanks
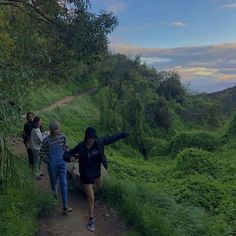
[1,1,236,235]
[24,90,236,235]
[203,85,236,115]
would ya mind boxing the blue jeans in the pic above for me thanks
[48,162,68,209]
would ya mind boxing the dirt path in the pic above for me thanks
[36,164,127,236]
[20,88,97,118]
[13,89,128,236]
[41,96,75,112]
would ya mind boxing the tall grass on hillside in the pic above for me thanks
[100,177,216,236]
[0,157,53,236]
[0,133,18,193]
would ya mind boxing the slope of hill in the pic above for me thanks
[201,85,236,116]
[30,91,236,235]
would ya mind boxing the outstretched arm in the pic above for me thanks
[102,132,130,146]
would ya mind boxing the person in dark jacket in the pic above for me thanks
[67,127,129,232]
[22,112,34,169]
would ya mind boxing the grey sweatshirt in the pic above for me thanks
[31,128,43,151]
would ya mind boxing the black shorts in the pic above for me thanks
[80,175,101,184]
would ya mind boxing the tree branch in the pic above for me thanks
[0,0,60,26]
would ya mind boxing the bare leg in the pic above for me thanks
[94,177,102,192]
[83,184,95,218]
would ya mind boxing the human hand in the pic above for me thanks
[121,131,130,138]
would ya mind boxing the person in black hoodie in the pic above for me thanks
[66,127,129,232]
[22,112,34,169]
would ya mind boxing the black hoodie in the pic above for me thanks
[67,132,129,179]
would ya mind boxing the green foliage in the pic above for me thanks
[5,80,233,235]
[174,175,225,211]
[100,177,216,236]
[0,135,18,193]
[180,96,221,128]
[126,231,142,236]
[146,96,173,133]
[0,0,117,130]
[142,137,170,158]
[1,1,236,234]
[39,95,100,147]
[156,71,186,103]
[170,131,218,153]
[0,159,53,236]
[204,86,236,116]
[223,112,236,138]
[176,148,216,176]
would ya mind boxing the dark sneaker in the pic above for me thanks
[40,173,45,176]
[63,207,72,214]
[87,218,96,232]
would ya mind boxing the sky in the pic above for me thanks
[91,0,236,93]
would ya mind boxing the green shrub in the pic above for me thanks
[144,137,169,158]
[100,177,217,236]
[170,131,218,153]
[175,175,224,211]
[223,112,236,138]
[126,231,142,236]
[0,159,53,236]
[176,148,216,176]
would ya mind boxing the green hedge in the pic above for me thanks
[174,175,225,211]
[170,131,218,153]
[176,148,216,176]
[100,177,216,236]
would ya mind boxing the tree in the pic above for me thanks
[156,71,186,103]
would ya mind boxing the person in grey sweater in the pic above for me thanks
[31,116,43,180]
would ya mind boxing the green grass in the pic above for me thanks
[5,84,236,235]
[38,95,100,147]
[30,90,236,235]
[1,81,95,235]
[24,79,96,113]
[0,157,53,236]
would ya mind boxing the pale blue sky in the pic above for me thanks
[91,0,236,92]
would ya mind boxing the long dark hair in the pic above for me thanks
[26,112,34,121]
[33,116,41,128]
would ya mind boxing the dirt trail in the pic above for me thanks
[21,88,97,118]
[41,96,74,112]
[13,89,128,236]
[36,164,127,236]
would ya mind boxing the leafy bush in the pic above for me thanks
[0,158,53,236]
[179,96,221,128]
[223,112,236,138]
[174,175,224,211]
[176,148,216,176]
[144,137,170,158]
[170,131,218,153]
[146,96,173,133]
[100,177,216,236]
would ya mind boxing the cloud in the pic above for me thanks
[141,57,171,64]
[171,21,187,27]
[175,67,219,78]
[115,23,158,33]
[219,74,236,80]
[110,41,236,92]
[92,0,128,14]
[221,2,236,9]
[107,2,127,14]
